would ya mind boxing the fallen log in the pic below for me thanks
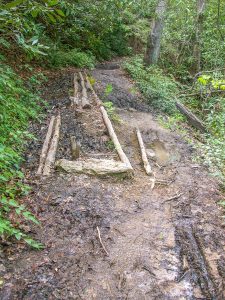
[176,101,206,132]
[136,128,152,175]
[37,116,56,175]
[100,106,133,171]
[56,158,133,176]
[43,114,61,176]
[70,74,80,107]
[70,136,80,160]
[79,72,91,109]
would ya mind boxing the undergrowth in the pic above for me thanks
[124,55,179,114]
[48,49,96,69]
[0,61,44,249]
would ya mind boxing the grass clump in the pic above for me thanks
[0,62,44,249]
[48,49,96,69]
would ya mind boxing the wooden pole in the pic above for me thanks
[100,106,133,170]
[43,114,61,176]
[37,116,56,175]
[136,128,152,175]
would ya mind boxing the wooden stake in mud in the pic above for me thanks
[136,128,152,175]
[79,72,91,109]
[43,114,61,176]
[100,106,133,171]
[70,136,80,160]
[72,73,80,107]
[37,116,56,175]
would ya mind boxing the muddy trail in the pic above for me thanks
[0,62,224,300]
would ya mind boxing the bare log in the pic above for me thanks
[136,128,152,175]
[70,136,80,160]
[100,106,133,171]
[56,158,133,176]
[79,72,91,109]
[176,101,206,132]
[43,115,61,176]
[37,116,56,175]
[85,75,102,106]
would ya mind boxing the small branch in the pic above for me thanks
[97,226,109,256]
[164,192,184,203]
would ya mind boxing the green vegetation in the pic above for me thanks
[0,60,44,248]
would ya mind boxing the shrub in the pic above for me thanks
[0,63,43,248]
[124,56,179,114]
[48,49,96,69]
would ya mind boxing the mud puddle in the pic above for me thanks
[149,140,170,165]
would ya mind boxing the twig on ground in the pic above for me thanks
[97,226,109,256]
[164,192,184,203]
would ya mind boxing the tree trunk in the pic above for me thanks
[193,0,206,72]
[144,0,167,66]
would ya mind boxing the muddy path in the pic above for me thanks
[0,62,224,299]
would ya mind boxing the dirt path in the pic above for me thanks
[0,63,224,299]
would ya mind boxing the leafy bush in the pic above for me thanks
[48,49,96,69]
[0,63,43,248]
[124,56,179,114]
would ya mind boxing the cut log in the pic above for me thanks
[100,106,133,171]
[85,75,102,106]
[136,128,152,175]
[43,114,61,176]
[70,136,80,160]
[176,101,206,132]
[56,158,133,176]
[37,116,56,175]
[79,72,91,109]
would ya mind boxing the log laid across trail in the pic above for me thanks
[79,72,91,109]
[56,158,133,176]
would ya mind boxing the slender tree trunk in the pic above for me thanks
[193,0,206,72]
[144,0,167,66]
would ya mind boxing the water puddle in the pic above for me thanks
[149,140,170,165]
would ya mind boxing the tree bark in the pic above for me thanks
[144,0,167,66]
[193,0,206,72]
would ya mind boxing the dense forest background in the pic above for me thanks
[0,0,224,245]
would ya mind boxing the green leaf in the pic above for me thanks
[56,9,65,17]
[4,0,26,9]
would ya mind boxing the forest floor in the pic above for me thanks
[0,61,224,300]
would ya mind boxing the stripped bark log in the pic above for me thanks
[70,136,80,160]
[56,158,133,176]
[100,106,133,171]
[37,116,56,175]
[176,101,206,132]
[136,128,152,175]
[79,72,91,108]
[43,114,61,176]
[85,75,102,106]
